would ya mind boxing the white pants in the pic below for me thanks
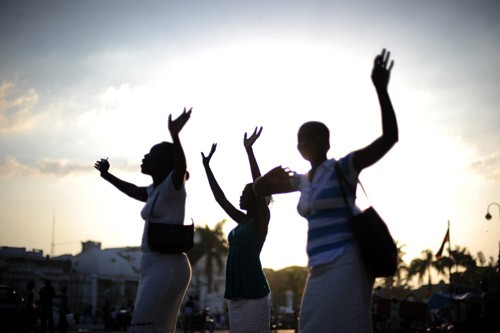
[129,251,191,333]
[228,294,270,333]
[299,244,374,333]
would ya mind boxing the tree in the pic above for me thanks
[264,266,308,309]
[443,246,480,288]
[449,246,476,272]
[187,220,229,293]
[382,241,410,290]
[408,249,447,288]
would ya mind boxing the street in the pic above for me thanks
[61,323,296,333]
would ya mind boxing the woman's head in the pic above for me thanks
[239,183,272,214]
[239,183,257,212]
[141,141,175,176]
[297,121,330,162]
[27,280,35,290]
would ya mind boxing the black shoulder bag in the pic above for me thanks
[335,162,398,278]
[146,188,194,254]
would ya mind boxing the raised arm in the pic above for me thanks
[94,158,148,202]
[243,126,263,181]
[202,144,246,223]
[244,127,270,236]
[352,48,399,173]
[253,166,296,196]
[168,107,192,190]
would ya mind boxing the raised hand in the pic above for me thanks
[266,165,296,183]
[201,143,217,167]
[371,49,394,90]
[94,158,110,174]
[254,165,296,196]
[168,107,192,138]
[244,126,263,149]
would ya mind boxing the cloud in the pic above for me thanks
[0,156,139,178]
[0,82,40,134]
[470,152,500,182]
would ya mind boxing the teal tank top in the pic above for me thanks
[224,217,270,299]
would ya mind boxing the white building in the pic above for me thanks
[1,239,227,318]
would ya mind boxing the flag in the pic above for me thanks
[435,228,449,259]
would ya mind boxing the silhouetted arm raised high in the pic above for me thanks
[202,144,246,223]
[352,48,399,173]
[244,127,270,236]
[169,107,192,191]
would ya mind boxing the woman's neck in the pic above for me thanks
[152,171,169,188]
[308,156,327,181]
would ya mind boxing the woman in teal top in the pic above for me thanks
[202,127,271,333]
[225,215,269,299]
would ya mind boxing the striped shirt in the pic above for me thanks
[291,154,360,268]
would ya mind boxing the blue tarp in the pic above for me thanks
[426,291,482,309]
[427,292,454,309]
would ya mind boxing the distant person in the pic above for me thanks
[58,286,69,333]
[72,304,80,324]
[480,278,500,332]
[254,49,399,332]
[202,127,271,332]
[389,297,401,332]
[183,295,194,333]
[193,295,200,314]
[101,298,111,330]
[22,280,37,333]
[39,279,55,333]
[95,108,193,332]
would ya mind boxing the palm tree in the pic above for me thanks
[383,241,410,289]
[408,249,447,289]
[450,246,476,272]
[187,220,229,293]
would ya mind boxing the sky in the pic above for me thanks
[1,0,499,277]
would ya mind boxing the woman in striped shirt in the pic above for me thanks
[254,49,399,333]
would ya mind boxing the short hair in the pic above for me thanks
[158,142,174,159]
[299,121,330,140]
[156,142,189,179]
[245,183,272,206]
[157,142,175,170]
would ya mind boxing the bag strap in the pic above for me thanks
[148,182,194,226]
[334,162,369,198]
[335,162,355,217]
[335,162,370,217]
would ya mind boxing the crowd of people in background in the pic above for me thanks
[9,275,500,332]
[16,279,71,333]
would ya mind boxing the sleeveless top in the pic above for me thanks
[224,218,270,299]
[139,174,186,252]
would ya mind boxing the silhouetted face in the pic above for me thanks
[297,121,330,162]
[239,183,256,211]
[141,142,174,175]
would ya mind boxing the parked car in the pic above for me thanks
[0,285,25,332]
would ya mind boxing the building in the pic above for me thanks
[0,239,227,319]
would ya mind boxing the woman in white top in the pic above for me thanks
[95,108,192,333]
[254,49,398,332]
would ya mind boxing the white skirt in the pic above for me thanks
[299,243,374,333]
[228,294,270,333]
[129,251,191,333]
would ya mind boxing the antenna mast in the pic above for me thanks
[51,212,55,257]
